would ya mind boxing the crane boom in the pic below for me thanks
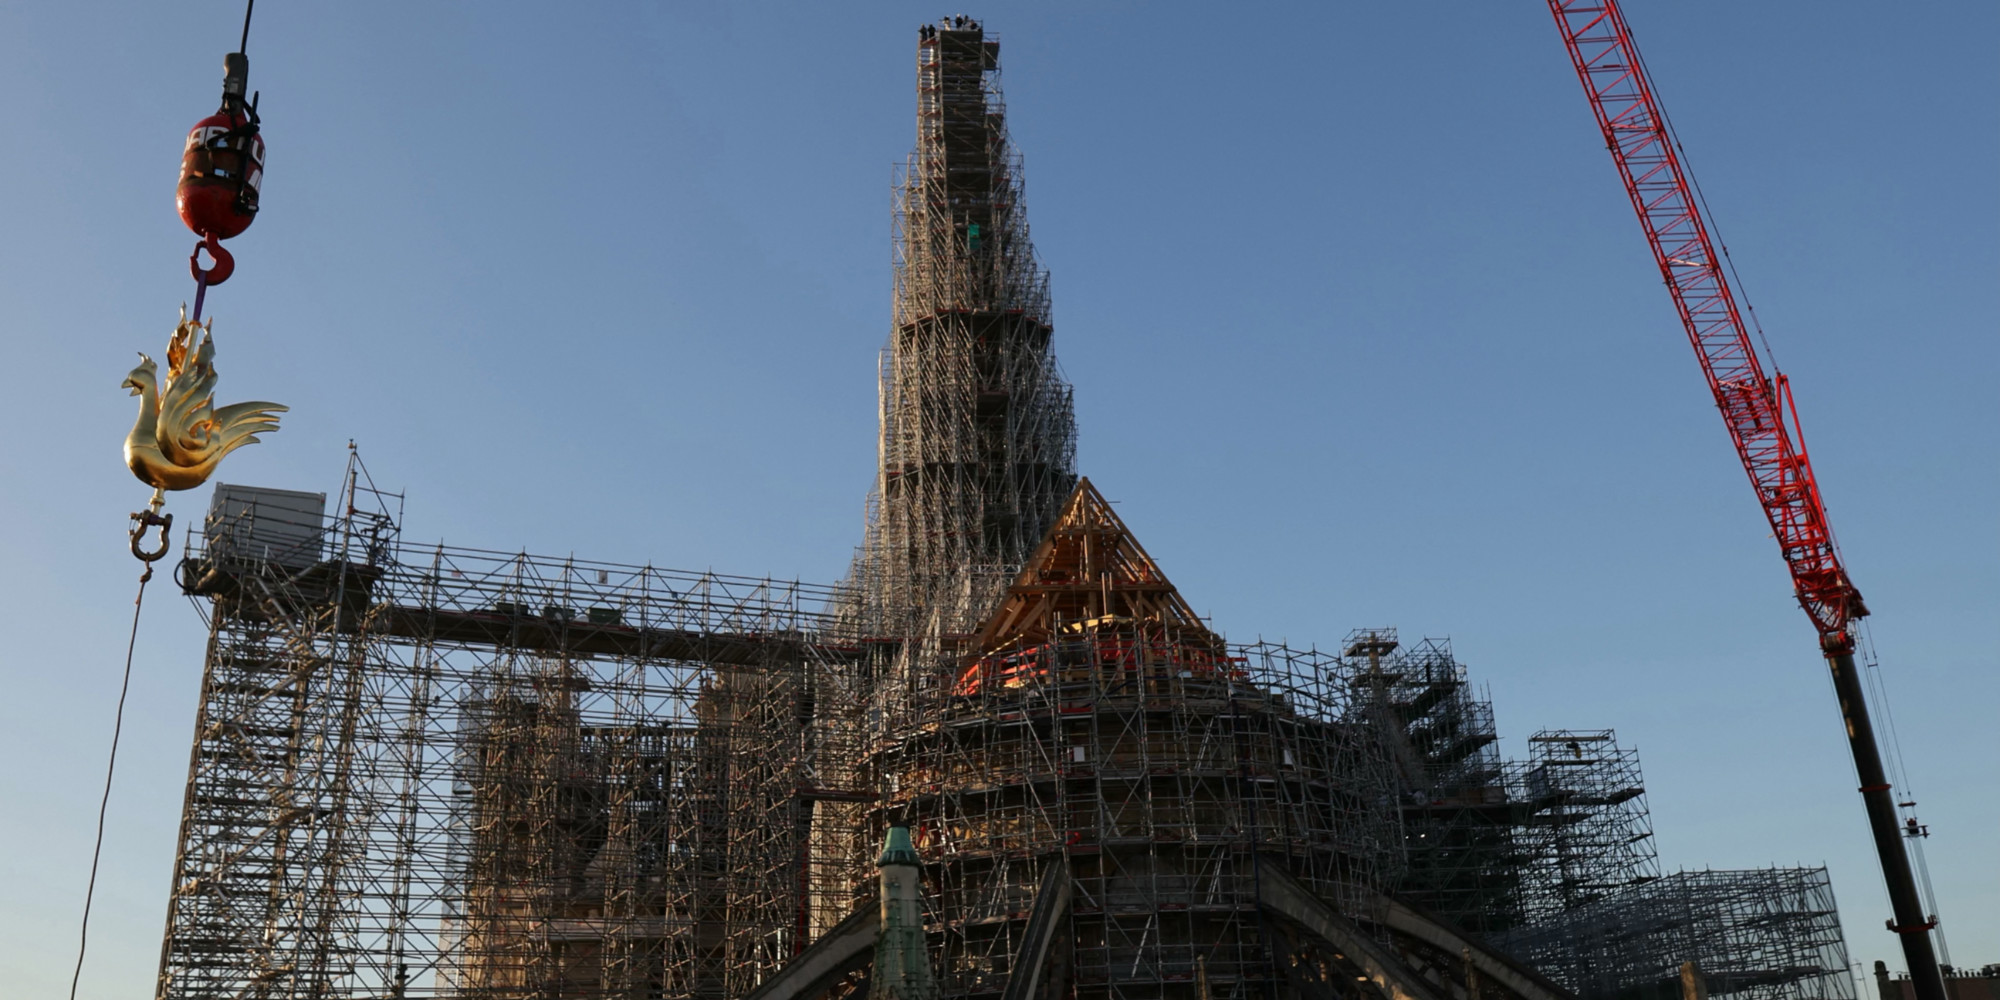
[1544,4,1946,996]
[1547,2,1860,643]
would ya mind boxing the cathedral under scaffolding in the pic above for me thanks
[150,17,1859,1000]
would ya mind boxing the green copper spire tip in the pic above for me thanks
[878,825,919,867]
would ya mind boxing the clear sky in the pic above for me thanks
[1,3,1992,997]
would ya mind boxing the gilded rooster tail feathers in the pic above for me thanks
[210,401,289,451]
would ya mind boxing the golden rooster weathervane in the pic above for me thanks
[122,307,286,559]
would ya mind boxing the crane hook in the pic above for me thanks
[189,232,235,287]
[130,492,173,565]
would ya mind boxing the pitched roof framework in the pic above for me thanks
[968,477,1216,658]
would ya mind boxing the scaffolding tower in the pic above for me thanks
[846,17,1077,643]
[153,467,873,999]
[1349,629,1527,935]
[1497,867,1855,1000]
[1515,729,1660,920]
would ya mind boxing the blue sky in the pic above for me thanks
[1,3,1993,996]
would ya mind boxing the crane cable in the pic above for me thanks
[1858,620,1952,964]
[69,563,154,1000]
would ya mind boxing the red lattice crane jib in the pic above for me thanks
[1547,1,1865,650]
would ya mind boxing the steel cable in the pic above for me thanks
[69,565,152,1000]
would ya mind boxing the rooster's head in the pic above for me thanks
[123,353,158,396]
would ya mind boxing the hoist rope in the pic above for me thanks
[68,565,152,1000]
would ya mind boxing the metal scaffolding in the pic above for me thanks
[1498,867,1855,1000]
[154,464,873,999]
[1515,729,1661,919]
[844,16,1076,645]
[1351,629,1527,935]
[1376,672,1852,1000]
